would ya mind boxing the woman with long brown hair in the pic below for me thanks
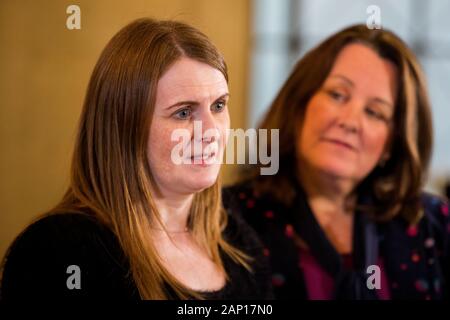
[0,18,272,300]
[224,24,449,299]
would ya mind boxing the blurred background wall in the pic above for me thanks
[1,0,449,259]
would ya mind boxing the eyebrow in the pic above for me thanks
[329,74,355,87]
[165,93,230,110]
[328,74,394,109]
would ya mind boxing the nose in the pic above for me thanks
[195,108,219,143]
[337,101,361,134]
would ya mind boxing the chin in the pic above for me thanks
[314,159,357,179]
[185,169,220,192]
[186,177,218,193]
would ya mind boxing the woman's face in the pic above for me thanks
[147,57,230,196]
[297,43,398,184]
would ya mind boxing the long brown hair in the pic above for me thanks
[245,24,433,224]
[35,18,249,299]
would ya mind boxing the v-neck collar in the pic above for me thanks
[285,182,381,299]
[288,185,343,276]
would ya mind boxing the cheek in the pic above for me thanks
[147,123,180,167]
[215,112,230,148]
[299,99,334,148]
[363,125,390,163]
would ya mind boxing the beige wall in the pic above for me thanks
[0,0,250,258]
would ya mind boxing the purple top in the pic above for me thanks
[299,247,391,300]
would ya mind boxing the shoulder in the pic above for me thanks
[1,212,132,299]
[25,211,106,234]
[222,190,275,299]
[223,180,288,235]
[379,192,449,239]
[223,181,272,259]
[380,193,450,298]
[223,192,265,255]
[223,180,275,216]
[420,192,449,225]
[222,180,255,210]
[5,212,115,255]
[384,192,450,259]
[223,182,275,270]
[419,192,450,244]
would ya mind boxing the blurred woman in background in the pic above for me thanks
[224,24,449,299]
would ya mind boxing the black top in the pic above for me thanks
[223,180,450,300]
[0,210,273,300]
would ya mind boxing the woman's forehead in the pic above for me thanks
[156,57,228,107]
[326,43,398,103]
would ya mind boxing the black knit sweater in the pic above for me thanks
[1,211,273,300]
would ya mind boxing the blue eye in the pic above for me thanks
[173,108,192,120]
[211,101,226,113]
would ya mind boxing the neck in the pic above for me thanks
[151,187,194,233]
[298,164,357,214]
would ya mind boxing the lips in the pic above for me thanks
[322,138,357,151]
[190,152,216,164]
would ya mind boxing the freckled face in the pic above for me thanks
[147,57,230,196]
[297,43,398,183]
